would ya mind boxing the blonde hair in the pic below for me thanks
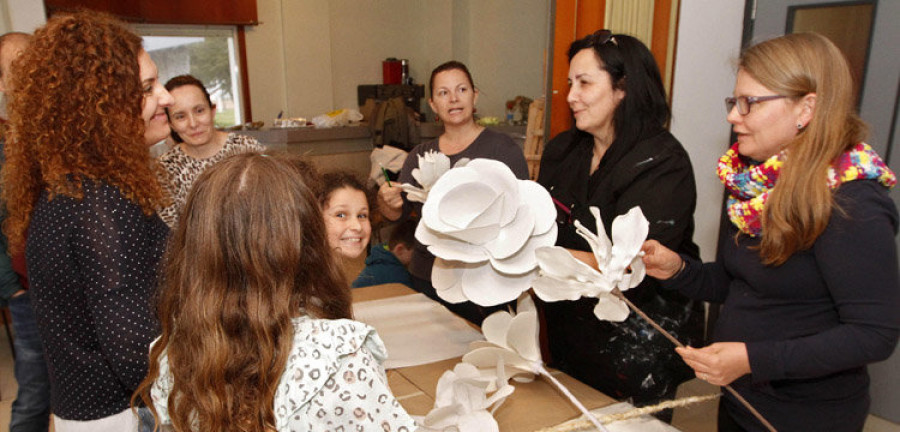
[740,33,866,265]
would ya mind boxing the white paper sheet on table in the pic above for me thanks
[352,293,485,369]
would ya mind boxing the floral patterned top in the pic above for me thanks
[157,133,264,227]
[150,316,417,431]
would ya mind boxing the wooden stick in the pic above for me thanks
[611,288,778,432]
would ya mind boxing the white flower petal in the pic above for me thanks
[593,292,630,322]
[534,246,601,281]
[441,223,501,246]
[483,204,534,259]
[437,182,499,230]
[490,225,557,275]
[462,347,536,375]
[417,224,490,263]
[460,263,534,306]
[622,255,646,290]
[507,310,541,363]
[465,159,520,226]
[400,183,428,203]
[480,312,513,349]
[432,258,469,304]
[611,206,649,260]
[532,274,604,302]
[518,180,556,235]
[421,167,483,231]
[458,411,500,432]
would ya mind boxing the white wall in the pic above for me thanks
[669,0,745,260]
[0,0,45,34]
[244,0,549,124]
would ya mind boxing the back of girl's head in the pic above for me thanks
[568,31,670,143]
[319,170,373,210]
[1,10,162,254]
[429,60,475,97]
[170,152,350,321]
[139,152,351,431]
[165,74,213,143]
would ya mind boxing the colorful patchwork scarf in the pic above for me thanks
[717,142,896,236]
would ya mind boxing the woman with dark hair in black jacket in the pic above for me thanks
[537,30,703,420]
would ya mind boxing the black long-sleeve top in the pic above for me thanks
[537,128,704,405]
[26,180,168,420]
[665,180,900,431]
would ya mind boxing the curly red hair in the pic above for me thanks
[2,10,165,253]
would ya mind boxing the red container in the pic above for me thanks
[383,59,402,84]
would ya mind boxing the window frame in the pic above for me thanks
[134,23,252,124]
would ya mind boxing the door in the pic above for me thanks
[748,0,900,423]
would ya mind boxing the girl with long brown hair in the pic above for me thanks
[1,10,172,431]
[134,153,415,432]
[642,33,900,431]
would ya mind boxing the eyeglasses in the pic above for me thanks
[588,29,617,47]
[725,95,787,115]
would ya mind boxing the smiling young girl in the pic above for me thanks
[319,171,373,260]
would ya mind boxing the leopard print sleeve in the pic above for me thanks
[277,317,417,432]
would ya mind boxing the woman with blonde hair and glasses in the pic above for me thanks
[1,10,172,431]
[643,33,900,431]
[135,153,415,432]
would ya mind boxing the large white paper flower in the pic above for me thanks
[416,158,557,306]
[462,294,542,380]
[416,361,514,432]
[401,150,469,203]
[532,206,648,322]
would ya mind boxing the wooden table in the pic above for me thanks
[352,284,618,431]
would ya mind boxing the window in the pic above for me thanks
[135,25,245,128]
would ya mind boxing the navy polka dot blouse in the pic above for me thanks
[25,180,169,420]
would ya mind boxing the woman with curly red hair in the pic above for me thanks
[1,11,172,431]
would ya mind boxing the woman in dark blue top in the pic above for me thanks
[642,33,900,431]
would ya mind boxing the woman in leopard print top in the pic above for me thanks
[157,74,263,227]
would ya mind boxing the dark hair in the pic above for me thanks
[164,74,214,143]
[388,220,416,250]
[318,171,374,212]
[568,30,670,145]
[429,60,475,98]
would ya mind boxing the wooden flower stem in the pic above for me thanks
[611,288,778,432]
